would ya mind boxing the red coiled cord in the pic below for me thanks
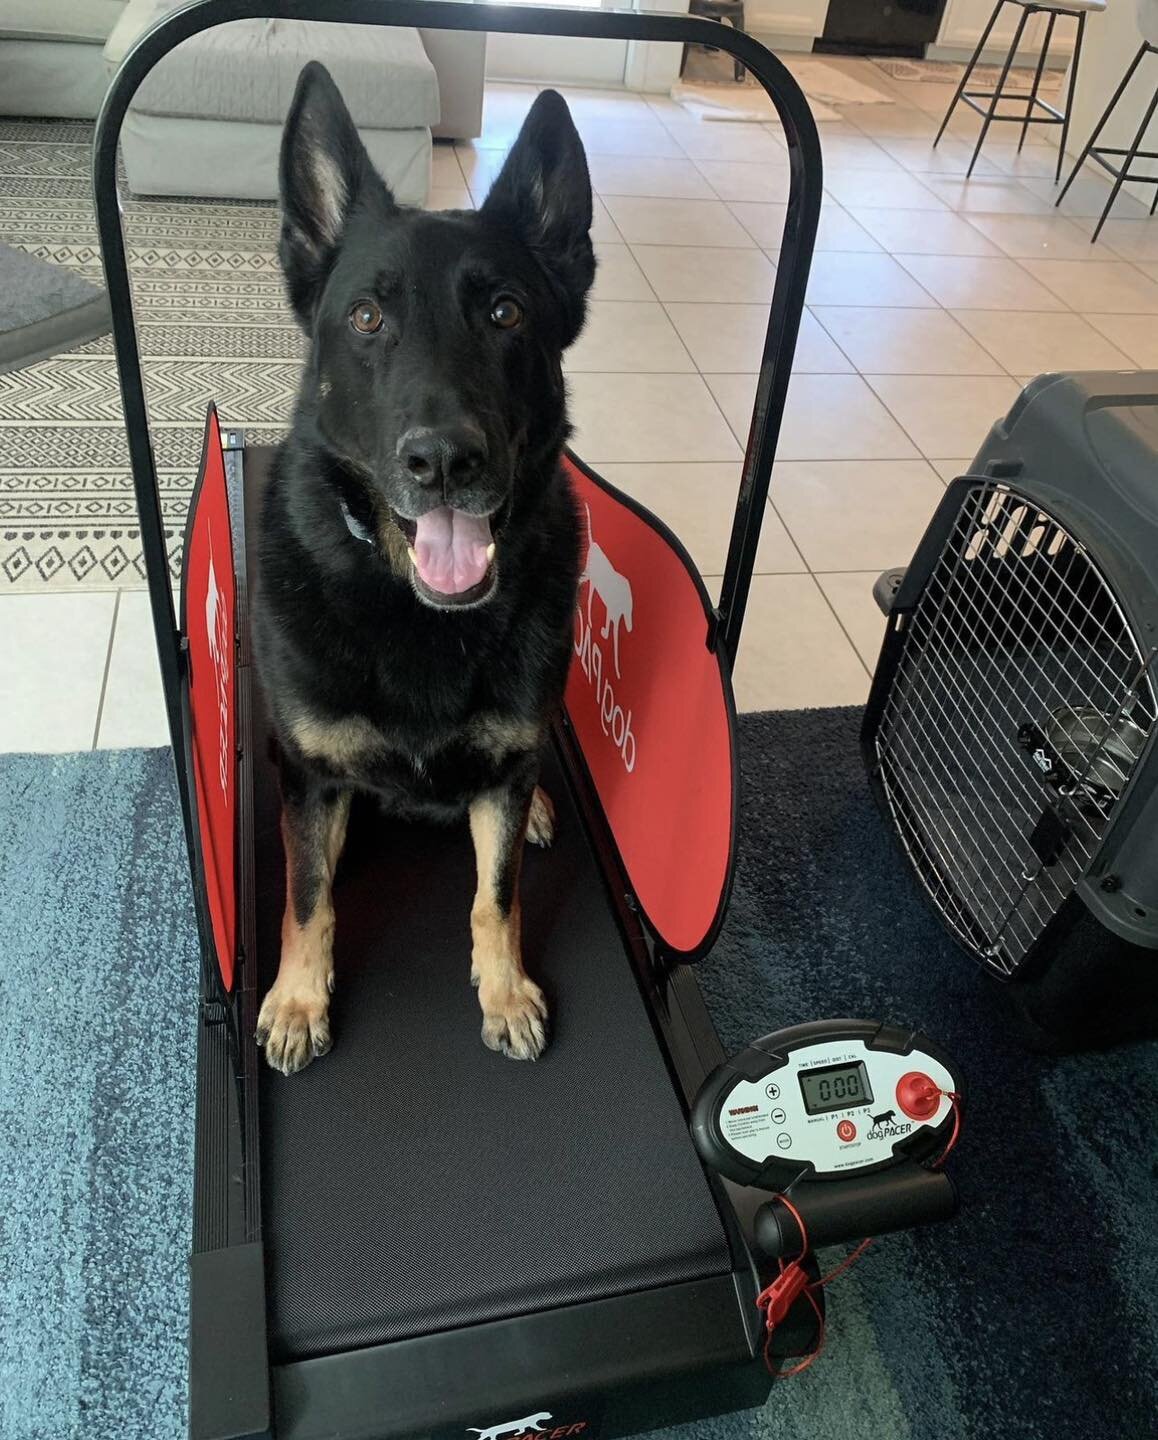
[756,1089,961,1377]
[928,1090,962,1169]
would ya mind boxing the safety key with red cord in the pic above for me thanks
[690,1020,964,1375]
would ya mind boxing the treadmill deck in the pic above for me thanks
[242,453,732,1365]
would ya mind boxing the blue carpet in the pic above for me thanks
[0,748,199,1440]
[1,714,1156,1440]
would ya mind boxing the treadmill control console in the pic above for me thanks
[691,1020,963,1256]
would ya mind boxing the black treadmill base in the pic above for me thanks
[271,1275,778,1440]
[190,1241,270,1440]
[188,444,787,1439]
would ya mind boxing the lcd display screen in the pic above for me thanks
[798,1061,874,1114]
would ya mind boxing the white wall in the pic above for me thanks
[485,33,628,85]
[1063,2,1158,206]
[931,0,1074,63]
[745,0,829,44]
[625,0,691,95]
[483,0,691,92]
[742,0,1078,62]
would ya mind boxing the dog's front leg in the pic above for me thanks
[469,771,549,1061]
[257,765,351,1075]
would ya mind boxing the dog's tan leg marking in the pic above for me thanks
[469,790,548,1061]
[526,785,555,848]
[257,788,351,1075]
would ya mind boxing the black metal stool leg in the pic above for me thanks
[1091,78,1158,244]
[1058,41,1148,207]
[1020,9,1055,154]
[731,5,743,82]
[935,0,1005,147]
[729,10,745,83]
[1055,10,1086,183]
[968,3,1032,178]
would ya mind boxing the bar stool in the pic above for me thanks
[1057,0,1158,242]
[934,0,1105,180]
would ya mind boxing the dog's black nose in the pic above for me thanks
[397,423,487,490]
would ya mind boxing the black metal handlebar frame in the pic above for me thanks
[94,17,821,1430]
[93,0,821,854]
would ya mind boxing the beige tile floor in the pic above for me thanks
[3,57,1155,750]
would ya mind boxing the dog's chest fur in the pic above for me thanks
[285,698,544,811]
[254,450,580,818]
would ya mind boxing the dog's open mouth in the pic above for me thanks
[392,506,498,607]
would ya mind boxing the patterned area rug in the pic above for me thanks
[0,118,300,592]
[871,57,1064,93]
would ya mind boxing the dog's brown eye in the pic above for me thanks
[350,300,384,334]
[490,297,523,330]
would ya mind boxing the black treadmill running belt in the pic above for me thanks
[253,742,731,1363]
[239,447,730,1363]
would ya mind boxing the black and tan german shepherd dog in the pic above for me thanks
[252,63,595,1075]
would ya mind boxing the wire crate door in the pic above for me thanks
[563,454,736,961]
[869,479,1156,978]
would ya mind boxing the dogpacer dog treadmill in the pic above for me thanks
[94,4,827,1436]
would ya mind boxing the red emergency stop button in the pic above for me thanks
[896,1071,940,1121]
[836,1119,857,1142]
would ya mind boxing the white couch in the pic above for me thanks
[0,1,487,204]
[0,0,124,117]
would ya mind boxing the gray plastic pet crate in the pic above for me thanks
[863,372,1158,1050]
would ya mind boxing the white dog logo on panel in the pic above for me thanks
[466,1412,553,1440]
[204,526,231,796]
[579,504,633,679]
[205,539,221,667]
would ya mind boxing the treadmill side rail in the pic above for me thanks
[190,1242,271,1440]
[189,422,270,1440]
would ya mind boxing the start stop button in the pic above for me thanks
[896,1071,940,1121]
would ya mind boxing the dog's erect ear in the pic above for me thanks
[279,61,393,322]
[481,90,595,345]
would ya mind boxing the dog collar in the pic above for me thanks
[339,495,375,547]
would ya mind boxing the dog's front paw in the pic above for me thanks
[526,786,555,848]
[480,977,549,1061]
[256,978,332,1075]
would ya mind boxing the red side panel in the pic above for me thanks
[563,454,735,959]
[182,407,237,992]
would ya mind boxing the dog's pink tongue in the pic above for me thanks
[413,507,492,595]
